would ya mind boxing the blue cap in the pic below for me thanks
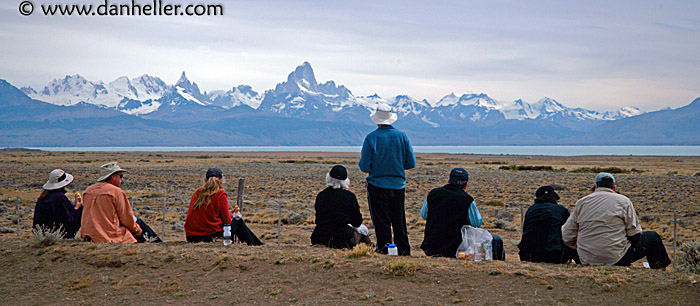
[449,168,469,181]
[595,172,615,184]
[386,243,397,248]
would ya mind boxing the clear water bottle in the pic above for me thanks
[386,243,398,255]
[484,242,493,261]
[223,224,232,246]
[474,243,484,262]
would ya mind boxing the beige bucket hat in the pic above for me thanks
[370,103,398,125]
[43,169,74,190]
[97,162,126,182]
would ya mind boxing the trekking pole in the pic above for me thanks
[278,201,282,248]
[16,196,20,238]
[673,211,677,266]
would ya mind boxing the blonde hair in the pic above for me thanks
[193,176,223,210]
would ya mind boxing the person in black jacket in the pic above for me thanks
[420,168,505,259]
[518,186,579,264]
[311,165,372,249]
[33,169,83,238]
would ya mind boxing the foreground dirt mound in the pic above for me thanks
[1,237,698,305]
[1,152,699,304]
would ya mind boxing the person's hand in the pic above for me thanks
[74,192,83,209]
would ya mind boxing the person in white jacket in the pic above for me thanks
[562,173,671,269]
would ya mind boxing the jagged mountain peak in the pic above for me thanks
[20,86,37,96]
[534,97,565,112]
[618,106,642,117]
[275,61,319,94]
[173,71,206,102]
[176,71,189,85]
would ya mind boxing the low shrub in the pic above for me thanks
[569,167,642,174]
[482,200,505,207]
[676,241,700,274]
[499,165,555,171]
[382,260,418,276]
[32,225,65,247]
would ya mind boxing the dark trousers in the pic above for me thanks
[186,218,263,245]
[615,231,671,269]
[367,183,410,255]
[135,218,162,243]
[519,248,580,264]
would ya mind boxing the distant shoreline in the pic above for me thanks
[8,145,700,156]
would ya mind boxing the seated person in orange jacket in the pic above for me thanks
[81,162,161,243]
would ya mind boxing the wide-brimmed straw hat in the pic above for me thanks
[97,162,126,182]
[43,169,74,190]
[370,103,398,125]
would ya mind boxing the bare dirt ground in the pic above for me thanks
[0,151,699,305]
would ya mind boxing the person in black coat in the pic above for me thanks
[33,169,83,238]
[311,165,372,249]
[420,168,505,259]
[518,186,579,264]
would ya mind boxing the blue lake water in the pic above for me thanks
[26,146,700,156]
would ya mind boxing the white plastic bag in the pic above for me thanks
[349,224,369,236]
[455,225,493,261]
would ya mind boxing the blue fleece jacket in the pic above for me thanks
[358,125,416,189]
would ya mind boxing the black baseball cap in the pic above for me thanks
[206,168,223,179]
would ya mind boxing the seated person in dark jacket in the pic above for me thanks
[518,186,579,264]
[33,169,83,238]
[420,168,504,259]
[311,165,372,249]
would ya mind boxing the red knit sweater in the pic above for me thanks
[184,189,232,237]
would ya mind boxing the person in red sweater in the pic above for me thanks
[184,168,262,245]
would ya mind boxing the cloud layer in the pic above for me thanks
[1,0,699,111]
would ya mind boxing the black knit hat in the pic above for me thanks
[329,165,347,180]
[535,186,560,201]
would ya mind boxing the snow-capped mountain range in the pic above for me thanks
[3,74,698,146]
[20,62,642,128]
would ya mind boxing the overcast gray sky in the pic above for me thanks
[1,0,699,111]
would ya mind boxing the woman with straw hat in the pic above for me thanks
[32,169,83,238]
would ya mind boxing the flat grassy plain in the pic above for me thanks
[0,151,698,305]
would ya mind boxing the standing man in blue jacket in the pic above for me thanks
[359,103,416,255]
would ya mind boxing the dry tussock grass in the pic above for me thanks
[382,260,419,276]
[345,243,374,258]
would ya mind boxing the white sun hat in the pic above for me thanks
[43,169,74,190]
[97,162,127,182]
[370,103,398,125]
